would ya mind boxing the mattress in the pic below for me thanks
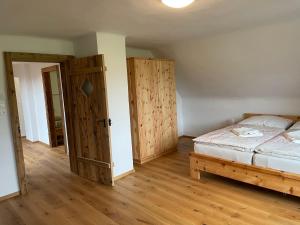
[193,124,284,152]
[194,142,254,165]
[254,153,300,174]
[255,133,300,160]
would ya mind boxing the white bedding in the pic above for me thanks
[194,142,253,165]
[254,154,300,174]
[284,130,300,144]
[231,127,263,137]
[255,133,300,160]
[238,115,293,129]
[290,121,300,130]
[193,124,284,152]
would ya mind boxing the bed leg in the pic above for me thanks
[191,168,201,180]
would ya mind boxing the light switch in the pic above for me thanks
[0,102,7,117]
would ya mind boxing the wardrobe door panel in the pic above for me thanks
[135,59,158,160]
[127,57,177,164]
[152,60,163,158]
[160,60,178,153]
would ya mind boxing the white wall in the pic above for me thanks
[31,63,59,144]
[13,64,36,140]
[74,33,98,58]
[126,47,154,58]
[0,35,74,197]
[13,77,26,137]
[97,33,134,177]
[183,97,300,136]
[158,18,300,136]
[13,62,58,144]
[176,92,184,136]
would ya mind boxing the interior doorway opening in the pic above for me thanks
[13,62,67,149]
[12,61,69,192]
[5,52,114,196]
[4,52,74,195]
[41,65,66,148]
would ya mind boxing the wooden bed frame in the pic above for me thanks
[190,113,300,197]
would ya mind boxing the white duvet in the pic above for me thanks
[193,124,284,152]
[255,133,300,160]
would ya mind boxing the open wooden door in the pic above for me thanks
[63,55,114,186]
[42,65,65,148]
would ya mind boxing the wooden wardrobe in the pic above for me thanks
[127,57,178,164]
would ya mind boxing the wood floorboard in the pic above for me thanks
[0,138,300,225]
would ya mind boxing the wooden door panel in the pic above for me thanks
[42,70,57,147]
[159,61,177,153]
[67,55,113,185]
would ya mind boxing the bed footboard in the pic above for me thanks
[190,152,300,197]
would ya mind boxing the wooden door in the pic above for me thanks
[42,65,63,148]
[65,55,113,185]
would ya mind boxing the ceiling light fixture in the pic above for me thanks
[162,0,195,8]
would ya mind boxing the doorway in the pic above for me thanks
[5,53,114,196]
[41,65,66,148]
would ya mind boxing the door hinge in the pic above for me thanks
[108,118,112,127]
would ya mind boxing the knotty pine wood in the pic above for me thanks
[1,139,300,225]
[127,58,178,164]
[190,113,300,198]
[67,55,113,185]
[190,153,300,197]
[4,52,27,195]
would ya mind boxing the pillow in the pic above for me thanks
[289,121,300,130]
[238,115,293,129]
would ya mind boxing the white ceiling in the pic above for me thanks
[1,0,300,47]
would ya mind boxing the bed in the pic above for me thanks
[190,113,300,197]
[254,124,300,174]
[193,124,284,164]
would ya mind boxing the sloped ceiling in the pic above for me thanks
[2,0,300,99]
[1,0,300,47]
[157,17,300,98]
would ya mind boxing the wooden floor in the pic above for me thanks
[1,138,300,225]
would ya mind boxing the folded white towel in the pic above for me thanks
[231,127,263,138]
[284,130,300,144]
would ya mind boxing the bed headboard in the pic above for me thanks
[243,113,300,122]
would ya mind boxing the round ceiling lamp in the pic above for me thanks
[161,0,195,8]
